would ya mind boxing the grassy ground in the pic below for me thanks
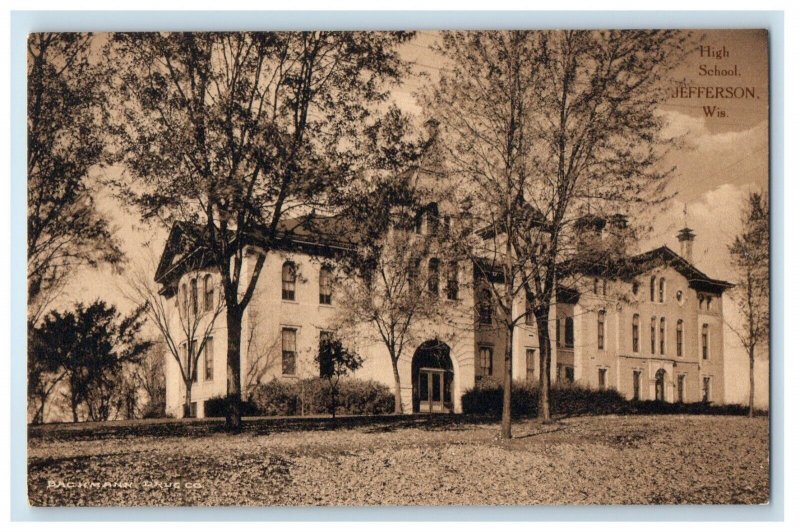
[28,414,769,506]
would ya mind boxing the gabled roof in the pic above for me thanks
[629,245,733,294]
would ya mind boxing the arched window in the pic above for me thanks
[446,261,459,300]
[190,278,198,316]
[597,310,606,350]
[478,289,493,325]
[565,317,574,348]
[658,278,666,303]
[632,314,640,353]
[650,276,656,302]
[427,258,440,295]
[180,283,188,316]
[659,317,666,355]
[203,274,214,312]
[650,316,657,354]
[282,261,296,301]
[676,319,684,357]
[319,266,333,305]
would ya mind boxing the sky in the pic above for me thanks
[52,30,770,406]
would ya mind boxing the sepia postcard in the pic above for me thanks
[26,28,771,507]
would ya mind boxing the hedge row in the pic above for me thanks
[460,378,756,418]
[204,377,395,418]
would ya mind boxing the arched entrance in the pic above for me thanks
[654,369,666,401]
[412,340,454,413]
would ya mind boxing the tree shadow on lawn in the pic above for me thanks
[28,413,501,442]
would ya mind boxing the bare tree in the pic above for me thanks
[121,246,225,418]
[728,191,769,417]
[27,33,123,324]
[426,31,685,437]
[108,32,413,431]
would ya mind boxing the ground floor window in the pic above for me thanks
[478,346,493,379]
[633,370,641,400]
[677,374,686,403]
[282,328,297,376]
[598,367,607,390]
[525,348,536,382]
[564,366,575,383]
[189,401,197,418]
[702,376,712,402]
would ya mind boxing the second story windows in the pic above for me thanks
[428,258,440,295]
[658,277,666,303]
[282,261,297,301]
[632,314,640,353]
[190,278,199,316]
[203,274,214,312]
[650,316,657,354]
[702,323,710,360]
[478,289,493,325]
[446,261,459,301]
[676,319,684,357]
[650,276,656,302]
[564,317,574,348]
[659,317,666,355]
[597,310,606,350]
[319,266,333,305]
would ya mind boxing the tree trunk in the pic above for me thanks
[183,384,192,419]
[748,345,755,417]
[391,357,404,414]
[501,322,514,439]
[536,311,552,421]
[225,308,243,432]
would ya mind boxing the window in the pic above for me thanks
[203,274,214,312]
[408,258,420,288]
[597,310,605,350]
[281,328,297,375]
[633,370,641,400]
[676,290,684,304]
[602,279,608,296]
[702,376,712,402]
[189,401,197,418]
[598,368,607,390]
[632,281,640,296]
[702,323,709,360]
[204,338,214,381]
[650,276,656,302]
[632,314,640,353]
[556,317,562,347]
[190,340,198,383]
[564,317,574,348]
[425,204,439,234]
[318,331,333,377]
[659,317,666,355]
[650,316,657,354]
[427,258,440,295]
[446,261,459,300]
[677,374,686,403]
[190,278,198,316]
[676,319,684,357]
[524,294,534,325]
[658,278,666,303]
[478,346,493,378]
[478,289,493,325]
[525,349,536,382]
[319,266,333,305]
[698,295,705,309]
[564,366,575,383]
[281,262,297,301]
[179,283,187,316]
[593,278,599,295]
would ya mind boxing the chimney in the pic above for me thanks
[676,227,695,263]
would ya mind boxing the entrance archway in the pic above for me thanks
[411,340,454,413]
[655,369,666,401]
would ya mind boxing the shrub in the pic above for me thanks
[203,395,259,418]
[461,379,627,418]
[248,377,395,417]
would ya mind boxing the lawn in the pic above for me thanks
[28,414,769,506]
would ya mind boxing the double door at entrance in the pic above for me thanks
[418,368,453,413]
